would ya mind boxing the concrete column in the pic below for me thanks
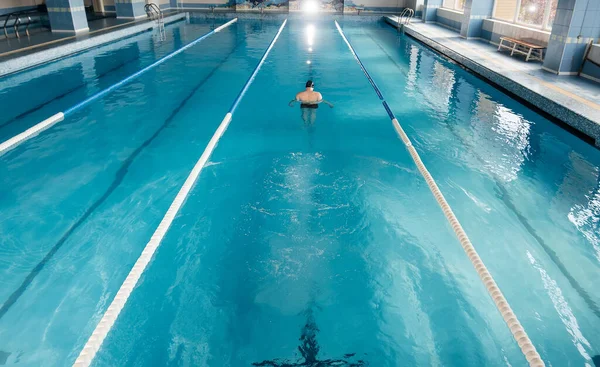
[46,0,89,33]
[115,0,146,19]
[422,0,442,22]
[543,0,600,74]
[406,0,425,18]
[460,0,494,38]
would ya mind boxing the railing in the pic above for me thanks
[1,10,45,39]
[397,8,414,31]
[144,2,165,39]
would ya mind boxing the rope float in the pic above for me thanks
[334,20,544,367]
[72,18,288,367]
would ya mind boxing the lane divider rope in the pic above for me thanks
[334,20,545,367]
[72,18,287,367]
[0,18,238,157]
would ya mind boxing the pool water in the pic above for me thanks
[0,15,599,367]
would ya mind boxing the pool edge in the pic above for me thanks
[384,16,600,149]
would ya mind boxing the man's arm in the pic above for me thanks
[289,93,301,107]
[316,92,334,108]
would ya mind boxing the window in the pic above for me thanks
[493,0,557,30]
[443,0,465,11]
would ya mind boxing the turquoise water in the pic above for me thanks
[0,16,599,366]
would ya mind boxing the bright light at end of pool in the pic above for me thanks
[303,0,319,13]
[308,47,313,52]
[306,60,311,64]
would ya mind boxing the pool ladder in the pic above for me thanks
[2,11,38,39]
[144,2,165,40]
[396,8,414,33]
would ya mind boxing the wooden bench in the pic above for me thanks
[498,37,546,62]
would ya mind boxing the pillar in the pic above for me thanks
[115,0,146,19]
[460,0,494,38]
[422,0,442,22]
[543,0,600,74]
[46,0,89,33]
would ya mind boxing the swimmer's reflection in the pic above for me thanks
[252,308,366,366]
[289,80,334,126]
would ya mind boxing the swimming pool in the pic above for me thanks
[0,14,599,366]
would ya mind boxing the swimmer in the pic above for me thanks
[288,80,334,125]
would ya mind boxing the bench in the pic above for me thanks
[497,37,546,62]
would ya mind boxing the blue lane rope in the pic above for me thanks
[229,19,288,115]
[334,20,395,120]
[64,18,238,117]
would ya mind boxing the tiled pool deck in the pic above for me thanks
[0,11,185,77]
[386,16,600,147]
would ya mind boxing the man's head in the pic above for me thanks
[305,80,314,90]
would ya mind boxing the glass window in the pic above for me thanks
[493,0,518,22]
[442,0,464,11]
[546,0,557,29]
[517,0,548,26]
[493,0,558,30]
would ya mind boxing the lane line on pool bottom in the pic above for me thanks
[0,18,238,157]
[334,20,545,367]
[72,18,288,367]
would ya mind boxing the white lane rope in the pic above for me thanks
[0,112,64,156]
[72,18,288,367]
[334,20,545,367]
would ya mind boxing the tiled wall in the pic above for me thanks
[581,44,600,82]
[436,7,461,31]
[543,0,600,74]
[460,0,493,38]
[480,18,550,45]
[422,0,441,22]
[170,0,235,10]
[0,0,44,16]
[103,0,116,12]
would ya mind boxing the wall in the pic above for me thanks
[481,18,550,45]
[0,0,44,16]
[0,0,407,17]
[543,0,600,74]
[405,0,423,16]
[436,7,461,31]
[175,0,236,10]
[103,0,115,12]
[581,44,600,82]
[343,0,404,13]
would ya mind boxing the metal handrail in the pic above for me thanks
[2,9,43,39]
[144,2,165,40]
[396,8,414,33]
[398,8,414,25]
